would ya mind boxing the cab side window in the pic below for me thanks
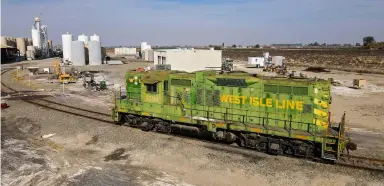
[145,83,157,93]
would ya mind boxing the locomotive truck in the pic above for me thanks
[112,70,356,160]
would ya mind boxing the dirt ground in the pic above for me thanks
[2,58,384,185]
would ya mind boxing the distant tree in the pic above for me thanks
[322,43,326,46]
[209,45,213,47]
[214,46,222,50]
[313,42,319,46]
[222,42,225,47]
[232,44,237,48]
[356,43,361,47]
[255,44,260,48]
[363,36,375,47]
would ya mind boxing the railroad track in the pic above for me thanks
[337,154,384,171]
[2,68,384,172]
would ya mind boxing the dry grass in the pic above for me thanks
[224,49,384,74]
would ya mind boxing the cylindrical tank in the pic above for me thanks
[141,42,148,51]
[1,37,7,46]
[16,38,27,56]
[78,34,89,45]
[263,52,269,59]
[272,56,285,67]
[90,34,100,42]
[71,41,86,66]
[88,41,102,65]
[62,33,73,62]
[31,29,41,48]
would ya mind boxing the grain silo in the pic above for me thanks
[90,34,100,42]
[1,36,7,46]
[78,34,88,45]
[88,41,102,65]
[62,32,73,62]
[71,41,86,66]
[16,38,27,57]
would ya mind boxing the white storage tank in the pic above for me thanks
[263,52,269,59]
[88,40,102,65]
[62,32,73,62]
[272,56,285,67]
[90,34,100,42]
[141,42,149,51]
[78,34,88,44]
[31,29,40,48]
[16,38,27,57]
[71,41,86,66]
[1,36,7,46]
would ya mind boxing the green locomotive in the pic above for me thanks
[112,70,355,160]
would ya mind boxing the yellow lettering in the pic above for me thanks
[276,100,285,109]
[229,96,233,103]
[296,101,303,111]
[266,98,272,107]
[249,96,253,105]
[220,95,228,102]
[234,96,240,104]
[252,97,259,106]
[260,98,265,107]
[240,96,247,104]
[287,100,295,109]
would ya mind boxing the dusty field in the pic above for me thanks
[2,58,384,185]
[224,49,384,74]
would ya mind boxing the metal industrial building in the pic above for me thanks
[153,49,222,72]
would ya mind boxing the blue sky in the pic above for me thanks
[1,0,383,46]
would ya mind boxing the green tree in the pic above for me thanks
[214,46,222,50]
[255,44,260,48]
[232,44,237,48]
[355,43,361,47]
[363,36,375,46]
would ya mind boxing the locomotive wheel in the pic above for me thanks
[236,137,246,147]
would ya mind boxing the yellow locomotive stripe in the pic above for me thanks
[295,135,309,140]
[314,108,328,118]
[314,98,329,109]
[179,117,189,122]
[313,119,328,127]
[250,128,263,133]
[215,123,226,128]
